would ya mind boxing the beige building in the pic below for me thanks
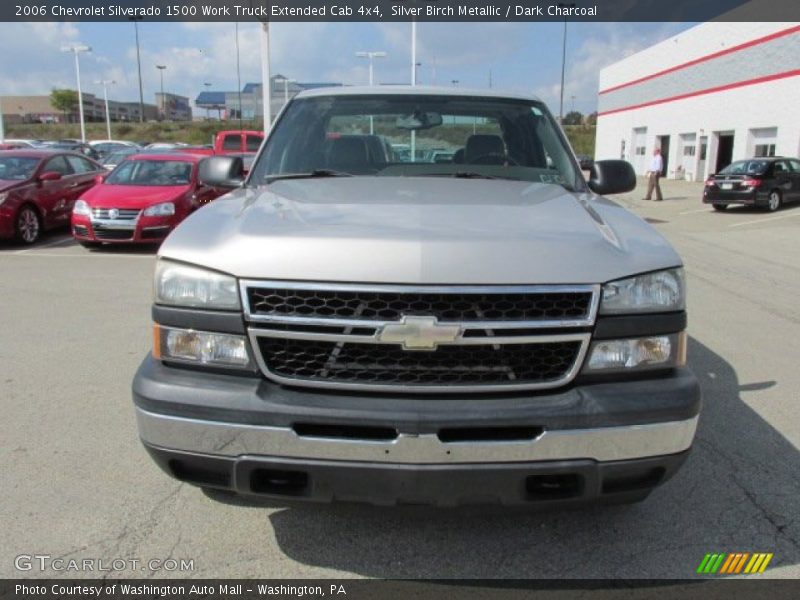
[1,93,161,124]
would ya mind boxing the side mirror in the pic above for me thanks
[39,171,62,182]
[587,160,636,195]
[94,174,106,185]
[199,156,245,189]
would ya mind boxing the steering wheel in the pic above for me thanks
[469,153,521,166]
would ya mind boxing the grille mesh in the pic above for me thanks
[248,288,593,322]
[258,338,582,387]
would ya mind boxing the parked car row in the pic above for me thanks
[0,148,230,245]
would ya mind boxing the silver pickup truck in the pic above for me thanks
[132,87,700,506]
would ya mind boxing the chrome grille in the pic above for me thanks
[242,281,599,393]
[91,208,140,220]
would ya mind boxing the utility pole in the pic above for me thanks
[130,17,145,122]
[557,4,576,122]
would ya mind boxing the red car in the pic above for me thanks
[71,153,224,247]
[0,150,104,244]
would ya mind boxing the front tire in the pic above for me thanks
[712,204,728,211]
[767,190,782,212]
[15,205,41,244]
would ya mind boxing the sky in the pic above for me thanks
[0,21,693,116]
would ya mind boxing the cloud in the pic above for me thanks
[0,22,82,94]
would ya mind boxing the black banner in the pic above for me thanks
[3,0,800,22]
[4,580,800,600]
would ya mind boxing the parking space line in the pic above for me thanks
[12,235,75,254]
[728,212,800,228]
[679,208,711,215]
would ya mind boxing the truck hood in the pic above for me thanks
[159,177,681,284]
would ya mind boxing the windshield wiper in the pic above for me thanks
[265,169,353,184]
[419,171,504,180]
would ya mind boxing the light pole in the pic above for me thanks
[275,78,296,106]
[203,82,212,120]
[571,94,576,113]
[235,22,243,129]
[411,21,417,85]
[130,17,145,122]
[557,3,576,122]
[156,65,166,120]
[355,51,386,86]
[96,79,115,140]
[260,21,271,134]
[61,43,91,143]
[414,62,422,85]
[451,79,459,87]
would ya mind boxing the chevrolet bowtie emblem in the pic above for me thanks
[378,316,462,350]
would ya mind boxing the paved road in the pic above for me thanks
[1,178,799,579]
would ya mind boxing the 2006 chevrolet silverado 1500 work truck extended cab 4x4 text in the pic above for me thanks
[132,87,700,507]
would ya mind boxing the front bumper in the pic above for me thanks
[71,214,177,244]
[133,356,700,506]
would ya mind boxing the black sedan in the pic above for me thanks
[703,157,800,212]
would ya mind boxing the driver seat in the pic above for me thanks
[464,134,506,164]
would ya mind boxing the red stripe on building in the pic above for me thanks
[598,68,800,117]
[599,25,800,95]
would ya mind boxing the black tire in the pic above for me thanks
[15,205,41,244]
[766,190,782,212]
[712,204,728,211]
[79,241,102,249]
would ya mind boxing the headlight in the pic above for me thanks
[143,202,175,217]
[583,333,686,373]
[153,324,253,369]
[73,199,91,216]
[154,260,240,310]
[0,192,8,206]
[600,268,685,314]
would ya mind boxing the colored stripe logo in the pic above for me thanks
[697,553,773,574]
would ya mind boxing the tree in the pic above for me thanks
[50,89,78,123]
[562,111,584,126]
[586,112,598,126]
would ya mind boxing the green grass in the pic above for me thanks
[563,125,596,156]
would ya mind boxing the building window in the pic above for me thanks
[635,146,646,156]
[754,144,776,157]
[683,146,696,156]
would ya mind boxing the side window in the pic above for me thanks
[773,161,788,174]
[43,155,73,176]
[246,135,262,151]
[65,155,97,174]
[222,135,241,151]
[788,160,800,173]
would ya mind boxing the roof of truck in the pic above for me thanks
[294,85,541,103]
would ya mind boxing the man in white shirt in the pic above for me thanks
[645,147,664,201]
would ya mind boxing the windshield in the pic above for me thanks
[102,150,136,165]
[105,159,193,186]
[250,94,581,189]
[0,156,40,181]
[719,160,769,176]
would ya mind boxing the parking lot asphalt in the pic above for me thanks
[1,177,799,579]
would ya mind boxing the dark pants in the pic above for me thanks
[645,172,663,201]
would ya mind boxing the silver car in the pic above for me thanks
[133,87,699,507]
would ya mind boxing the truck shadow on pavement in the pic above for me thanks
[231,336,800,578]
